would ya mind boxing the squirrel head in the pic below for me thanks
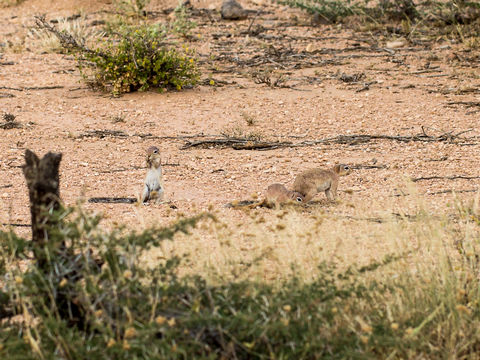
[333,164,351,176]
[290,191,305,203]
[146,146,162,168]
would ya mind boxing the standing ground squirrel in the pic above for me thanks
[265,183,305,204]
[141,146,164,204]
[293,164,350,202]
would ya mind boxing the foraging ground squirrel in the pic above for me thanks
[293,164,350,202]
[141,146,164,203]
[265,183,304,204]
[225,184,303,209]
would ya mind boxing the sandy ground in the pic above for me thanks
[1,0,480,270]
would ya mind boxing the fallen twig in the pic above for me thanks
[0,85,64,91]
[96,162,179,174]
[394,188,478,197]
[246,10,261,35]
[446,101,480,108]
[408,69,442,75]
[338,213,433,223]
[88,197,137,204]
[356,81,377,92]
[78,130,128,139]
[351,164,388,170]
[426,189,478,195]
[412,175,480,182]
[96,167,142,174]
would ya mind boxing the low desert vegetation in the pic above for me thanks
[115,0,151,18]
[27,16,104,54]
[283,0,480,44]
[1,192,480,358]
[33,13,199,95]
[170,1,198,39]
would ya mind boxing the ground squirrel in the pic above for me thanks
[265,183,304,204]
[141,146,164,204]
[293,164,350,202]
[225,183,304,209]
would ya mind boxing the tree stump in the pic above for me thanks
[22,149,62,269]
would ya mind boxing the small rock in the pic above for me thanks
[386,39,407,49]
[221,0,248,20]
[305,43,316,53]
[311,12,330,25]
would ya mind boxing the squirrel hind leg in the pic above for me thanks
[154,188,165,204]
[141,185,150,203]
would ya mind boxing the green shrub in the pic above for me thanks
[115,0,151,18]
[35,17,199,95]
[81,25,199,94]
[170,2,197,39]
[281,0,358,23]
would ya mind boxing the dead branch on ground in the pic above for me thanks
[426,189,478,195]
[447,101,480,108]
[0,85,64,91]
[412,175,480,182]
[181,128,476,150]
[78,130,128,139]
[0,113,22,129]
[88,197,137,204]
[351,164,388,170]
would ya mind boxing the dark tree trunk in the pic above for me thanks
[22,149,62,269]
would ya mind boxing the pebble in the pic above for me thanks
[221,0,248,20]
[386,40,407,49]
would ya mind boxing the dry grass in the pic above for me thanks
[140,189,480,285]
[26,16,104,54]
